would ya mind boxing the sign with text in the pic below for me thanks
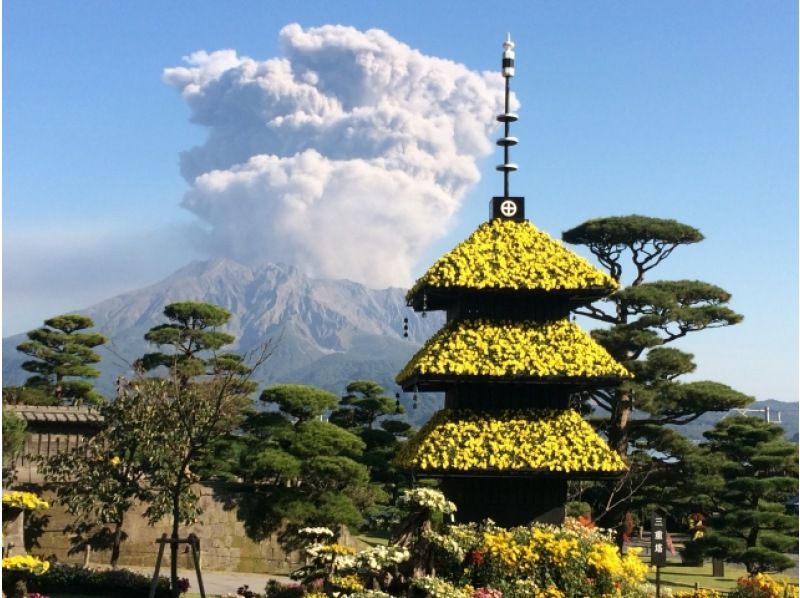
[651,512,667,566]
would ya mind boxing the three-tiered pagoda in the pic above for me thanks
[395,35,629,526]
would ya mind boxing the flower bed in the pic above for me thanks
[730,573,799,598]
[395,409,627,473]
[2,554,50,575]
[396,319,631,383]
[276,512,649,597]
[407,219,617,297]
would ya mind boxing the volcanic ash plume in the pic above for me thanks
[164,23,510,287]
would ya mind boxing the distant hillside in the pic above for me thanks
[2,258,444,425]
[666,399,799,443]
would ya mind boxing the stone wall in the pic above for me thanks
[23,484,367,574]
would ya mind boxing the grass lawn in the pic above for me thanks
[356,533,389,546]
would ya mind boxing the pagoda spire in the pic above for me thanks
[496,33,518,199]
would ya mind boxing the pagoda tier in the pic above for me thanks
[406,219,617,312]
[396,409,627,475]
[397,319,631,391]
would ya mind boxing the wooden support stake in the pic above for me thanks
[148,534,206,598]
[149,533,168,598]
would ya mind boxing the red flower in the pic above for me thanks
[470,549,485,566]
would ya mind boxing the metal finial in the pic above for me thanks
[496,34,518,198]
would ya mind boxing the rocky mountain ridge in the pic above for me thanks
[2,258,444,423]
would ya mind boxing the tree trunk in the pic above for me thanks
[171,494,181,598]
[607,389,631,456]
[111,520,123,568]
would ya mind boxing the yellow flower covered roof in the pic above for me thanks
[407,219,617,300]
[396,319,631,386]
[395,408,627,473]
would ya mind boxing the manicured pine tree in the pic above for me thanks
[687,415,798,574]
[15,314,107,405]
[330,380,412,511]
[230,384,385,543]
[561,216,752,522]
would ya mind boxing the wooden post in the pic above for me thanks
[149,533,168,598]
[655,565,661,598]
[187,533,206,598]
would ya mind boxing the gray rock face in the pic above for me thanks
[2,258,444,423]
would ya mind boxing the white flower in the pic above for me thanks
[398,488,457,514]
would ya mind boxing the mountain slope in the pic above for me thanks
[2,258,444,423]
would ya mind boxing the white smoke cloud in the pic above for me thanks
[164,23,511,287]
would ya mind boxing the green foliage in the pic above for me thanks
[15,313,107,405]
[332,380,403,430]
[2,410,27,465]
[27,563,173,597]
[2,385,60,406]
[261,384,339,422]
[562,215,703,282]
[328,381,414,526]
[131,301,262,596]
[563,215,750,528]
[138,301,238,381]
[37,384,159,566]
[233,383,385,541]
[686,416,798,574]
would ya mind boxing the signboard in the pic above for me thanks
[651,512,667,566]
[490,196,525,222]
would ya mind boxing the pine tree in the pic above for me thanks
[561,216,752,522]
[689,416,798,574]
[330,380,412,515]
[229,384,386,543]
[15,314,107,405]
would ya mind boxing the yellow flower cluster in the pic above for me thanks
[397,319,631,383]
[2,491,49,511]
[587,542,624,577]
[734,573,799,598]
[395,409,627,473]
[479,522,647,592]
[316,543,356,555]
[329,573,365,591]
[483,528,581,575]
[407,219,617,297]
[1,554,50,575]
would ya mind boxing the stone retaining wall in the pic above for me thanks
[21,484,367,574]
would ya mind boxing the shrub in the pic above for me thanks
[28,563,172,597]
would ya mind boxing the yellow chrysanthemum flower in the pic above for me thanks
[395,409,627,473]
[2,491,49,511]
[2,554,50,575]
[397,319,631,384]
[407,219,617,299]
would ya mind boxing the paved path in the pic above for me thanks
[127,566,290,596]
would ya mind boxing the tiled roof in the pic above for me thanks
[3,404,103,424]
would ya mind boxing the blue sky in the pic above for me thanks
[3,1,797,403]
